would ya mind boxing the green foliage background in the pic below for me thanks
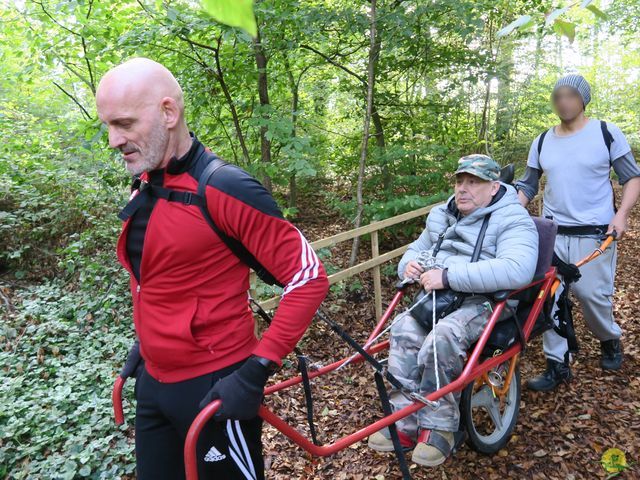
[1,0,638,478]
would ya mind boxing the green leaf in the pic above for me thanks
[496,15,532,37]
[553,19,576,43]
[201,0,257,37]
[586,4,609,20]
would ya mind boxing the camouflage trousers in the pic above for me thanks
[388,295,492,436]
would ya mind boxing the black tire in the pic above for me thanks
[460,363,520,454]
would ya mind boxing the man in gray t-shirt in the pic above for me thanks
[515,74,640,392]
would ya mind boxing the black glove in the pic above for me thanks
[119,340,144,379]
[199,357,271,420]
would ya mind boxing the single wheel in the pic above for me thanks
[459,361,520,454]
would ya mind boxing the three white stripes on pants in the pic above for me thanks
[225,420,257,480]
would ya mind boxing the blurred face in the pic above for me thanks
[97,98,169,176]
[552,86,584,122]
[454,173,500,216]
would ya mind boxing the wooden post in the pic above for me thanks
[250,272,260,337]
[249,271,258,300]
[371,230,382,320]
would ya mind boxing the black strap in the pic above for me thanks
[510,313,527,355]
[537,129,549,157]
[250,298,319,444]
[537,121,613,165]
[250,299,304,358]
[118,185,151,221]
[197,158,284,287]
[433,213,491,261]
[551,254,580,353]
[551,253,582,282]
[557,224,609,237]
[118,184,207,220]
[553,286,579,354]
[471,213,492,262]
[600,120,619,213]
[374,372,412,480]
[600,120,614,154]
[118,156,283,286]
[423,430,453,457]
[297,355,319,445]
[431,231,446,256]
[147,185,205,207]
[315,309,405,390]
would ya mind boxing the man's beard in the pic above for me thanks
[124,123,169,176]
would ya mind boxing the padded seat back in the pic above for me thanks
[532,217,557,279]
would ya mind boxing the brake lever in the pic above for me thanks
[396,278,417,290]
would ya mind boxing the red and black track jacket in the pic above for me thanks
[117,136,329,383]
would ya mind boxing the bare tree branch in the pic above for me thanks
[52,81,91,119]
[299,44,367,87]
[81,37,95,94]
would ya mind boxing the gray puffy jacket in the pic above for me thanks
[398,185,538,293]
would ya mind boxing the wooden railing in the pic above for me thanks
[252,201,445,317]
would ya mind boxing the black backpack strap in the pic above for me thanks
[118,180,151,221]
[197,157,284,287]
[600,120,618,212]
[471,213,492,262]
[147,185,206,207]
[537,129,549,158]
[600,120,614,156]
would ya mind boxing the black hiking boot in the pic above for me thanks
[527,359,572,392]
[600,339,623,371]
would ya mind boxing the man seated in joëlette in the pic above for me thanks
[368,155,538,467]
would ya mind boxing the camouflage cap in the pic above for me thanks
[455,154,500,181]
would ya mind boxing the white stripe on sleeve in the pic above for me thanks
[282,229,320,297]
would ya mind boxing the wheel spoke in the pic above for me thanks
[486,397,504,430]
[470,385,493,409]
[471,385,504,431]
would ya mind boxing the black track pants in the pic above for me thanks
[134,360,264,480]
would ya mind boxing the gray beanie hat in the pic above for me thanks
[553,74,591,107]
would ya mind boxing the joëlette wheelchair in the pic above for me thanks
[112,216,615,480]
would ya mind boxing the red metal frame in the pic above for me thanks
[112,376,125,426]
[111,270,557,479]
[181,270,557,478]
[111,270,556,479]
[110,234,616,479]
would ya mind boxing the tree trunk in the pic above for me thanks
[372,102,390,192]
[214,37,251,165]
[284,56,299,209]
[495,38,514,142]
[478,77,491,153]
[349,0,378,267]
[478,14,494,154]
[254,30,273,192]
[369,14,388,192]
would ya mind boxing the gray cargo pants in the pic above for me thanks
[388,296,492,437]
[543,234,620,363]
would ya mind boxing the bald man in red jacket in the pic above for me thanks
[96,57,329,480]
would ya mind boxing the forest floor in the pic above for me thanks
[3,187,638,479]
[262,190,640,480]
